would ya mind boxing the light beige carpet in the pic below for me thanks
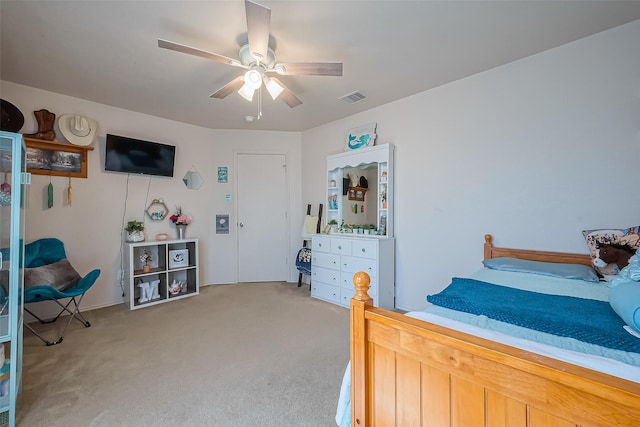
[17,282,350,426]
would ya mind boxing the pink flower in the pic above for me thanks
[170,207,192,225]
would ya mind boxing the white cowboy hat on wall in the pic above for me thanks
[58,114,98,146]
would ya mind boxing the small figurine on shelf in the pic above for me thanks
[380,189,387,209]
[140,249,152,273]
[328,194,338,210]
[169,280,182,296]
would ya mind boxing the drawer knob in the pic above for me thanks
[338,245,342,250]
[361,248,366,253]
[319,243,322,247]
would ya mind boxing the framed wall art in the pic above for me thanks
[168,249,189,269]
[24,137,93,178]
[345,122,377,151]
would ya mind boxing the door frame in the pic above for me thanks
[234,149,292,283]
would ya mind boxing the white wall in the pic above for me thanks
[0,81,303,315]
[302,20,640,311]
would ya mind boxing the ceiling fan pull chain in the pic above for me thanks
[257,86,263,120]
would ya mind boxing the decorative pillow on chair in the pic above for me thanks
[583,226,640,278]
[24,259,82,291]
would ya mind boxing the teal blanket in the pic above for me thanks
[427,278,640,353]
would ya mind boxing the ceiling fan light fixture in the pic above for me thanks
[244,69,262,90]
[238,84,255,101]
[273,64,286,75]
[263,75,284,100]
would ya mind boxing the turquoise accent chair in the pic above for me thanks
[1,238,100,346]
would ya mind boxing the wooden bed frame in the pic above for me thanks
[349,234,639,426]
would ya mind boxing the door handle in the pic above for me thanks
[239,222,245,228]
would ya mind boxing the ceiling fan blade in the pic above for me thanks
[245,0,271,63]
[158,39,241,67]
[210,76,245,99]
[269,77,302,108]
[273,62,343,76]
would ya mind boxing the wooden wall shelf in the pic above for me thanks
[348,186,368,201]
[23,137,94,178]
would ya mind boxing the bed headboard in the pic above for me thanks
[483,234,593,267]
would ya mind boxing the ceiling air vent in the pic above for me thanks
[339,91,367,104]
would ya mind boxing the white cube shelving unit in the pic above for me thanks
[124,238,199,310]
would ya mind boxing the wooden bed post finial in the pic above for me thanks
[353,272,371,301]
[484,234,493,260]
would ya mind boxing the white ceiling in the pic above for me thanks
[2,1,640,132]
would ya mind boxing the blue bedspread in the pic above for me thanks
[427,278,640,353]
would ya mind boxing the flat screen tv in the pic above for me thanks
[105,134,176,177]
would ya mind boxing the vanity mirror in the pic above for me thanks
[325,143,394,237]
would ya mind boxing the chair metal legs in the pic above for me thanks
[24,294,91,346]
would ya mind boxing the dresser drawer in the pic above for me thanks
[341,256,377,277]
[312,282,340,304]
[312,235,332,252]
[351,239,378,259]
[312,266,340,286]
[330,238,352,255]
[341,271,377,296]
[340,287,377,307]
[311,251,340,270]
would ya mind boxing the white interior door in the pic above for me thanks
[237,153,288,282]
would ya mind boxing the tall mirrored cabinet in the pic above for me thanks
[312,144,395,310]
[0,131,29,427]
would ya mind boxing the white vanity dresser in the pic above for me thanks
[311,234,394,309]
[311,143,395,309]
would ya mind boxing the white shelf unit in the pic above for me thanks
[124,239,199,310]
[326,143,394,237]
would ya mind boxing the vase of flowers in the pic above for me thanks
[170,206,192,240]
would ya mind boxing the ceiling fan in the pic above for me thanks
[158,0,343,110]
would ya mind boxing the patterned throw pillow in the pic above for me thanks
[582,226,640,278]
[23,258,82,291]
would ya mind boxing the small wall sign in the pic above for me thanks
[216,214,229,234]
[217,166,228,183]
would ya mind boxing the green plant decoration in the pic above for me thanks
[125,220,144,232]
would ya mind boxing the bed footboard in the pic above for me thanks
[350,271,640,426]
